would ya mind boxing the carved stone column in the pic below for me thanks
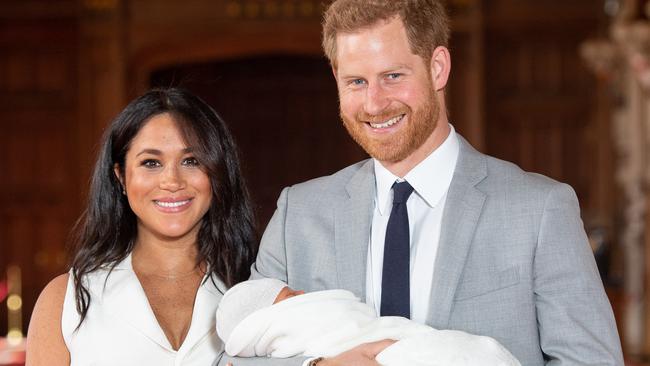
[582,0,650,355]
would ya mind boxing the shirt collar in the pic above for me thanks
[374,124,460,215]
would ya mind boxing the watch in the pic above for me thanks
[309,357,325,366]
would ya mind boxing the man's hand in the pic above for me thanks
[319,339,396,366]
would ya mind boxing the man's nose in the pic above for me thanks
[363,83,390,116]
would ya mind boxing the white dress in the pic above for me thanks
[61,254,225,366]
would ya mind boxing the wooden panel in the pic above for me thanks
[484,0,608,220]
[0,7,80,335]
[151,55,367,229]
[485,0,604,30]
[129,0,324,25]
[0,1,76,19]
[0,115,76,197]
[448,31,485,150]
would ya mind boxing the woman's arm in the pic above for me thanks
[25,273,70,366]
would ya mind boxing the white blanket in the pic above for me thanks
[222,289,521,366]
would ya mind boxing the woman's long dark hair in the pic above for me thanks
[70,88,257,324]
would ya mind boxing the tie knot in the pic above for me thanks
[392,181,414,204]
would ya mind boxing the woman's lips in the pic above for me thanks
[153,198,193,212]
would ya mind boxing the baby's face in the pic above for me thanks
[273,286,305,304]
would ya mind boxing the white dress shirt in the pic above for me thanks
[365,125,459,324]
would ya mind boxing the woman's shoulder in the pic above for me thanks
[32,273,69,321]
[42,273,69,298]
[26,273,71,365]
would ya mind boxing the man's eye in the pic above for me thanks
[387,73,402,80]
[182,157,200,167]
[351,79,366,86]
[141,159,161,168]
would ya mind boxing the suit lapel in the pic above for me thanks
[334,160,375,299]
[426,137,487,328]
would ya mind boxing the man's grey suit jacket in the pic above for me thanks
[219,137,623,365]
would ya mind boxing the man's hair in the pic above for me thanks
[322,0,450,68]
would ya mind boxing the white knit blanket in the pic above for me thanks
[222,289,521,366]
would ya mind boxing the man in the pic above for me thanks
[219,0,623,365]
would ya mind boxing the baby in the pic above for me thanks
[216,278,521,366]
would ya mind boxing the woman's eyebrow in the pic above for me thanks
[135,147,194,157]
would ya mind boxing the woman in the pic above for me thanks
[26,88,257,365]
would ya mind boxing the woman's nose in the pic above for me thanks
[159,165,185,191]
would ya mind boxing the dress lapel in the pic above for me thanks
[100,255,174,352]
[334,160,375,299]
[426,137,487,328]
[177,275,224,355]
[101,256,225,354]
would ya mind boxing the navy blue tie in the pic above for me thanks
[380,181,414,318]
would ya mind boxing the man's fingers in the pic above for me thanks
[360,339,397,358]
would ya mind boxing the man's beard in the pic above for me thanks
[340,89,440,163]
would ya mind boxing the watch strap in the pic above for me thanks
[308,357,325,366]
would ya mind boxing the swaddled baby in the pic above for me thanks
[216,278,521,366]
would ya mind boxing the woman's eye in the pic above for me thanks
[182,157,200,167]
[141,159,161,168]
[387,73,401,80]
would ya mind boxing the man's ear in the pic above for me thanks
[429,46,451,91]
[331,66,338,81]
[113,163,125,193]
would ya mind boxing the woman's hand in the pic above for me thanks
[319,339,396,366]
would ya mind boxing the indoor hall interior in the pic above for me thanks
[1,0,649,364]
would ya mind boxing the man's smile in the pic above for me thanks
[368,114,405,129]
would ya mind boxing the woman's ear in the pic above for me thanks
[113,164,126,194]
[429,46,451,91]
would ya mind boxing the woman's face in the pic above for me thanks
[115,113,212,243]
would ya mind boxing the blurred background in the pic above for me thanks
[2,0,650,363]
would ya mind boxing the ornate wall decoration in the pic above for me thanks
[582,0,650,355]
[222,0,325,20]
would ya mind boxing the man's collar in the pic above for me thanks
[374,124,460,215]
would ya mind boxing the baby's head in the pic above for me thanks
[216,278,304,343]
